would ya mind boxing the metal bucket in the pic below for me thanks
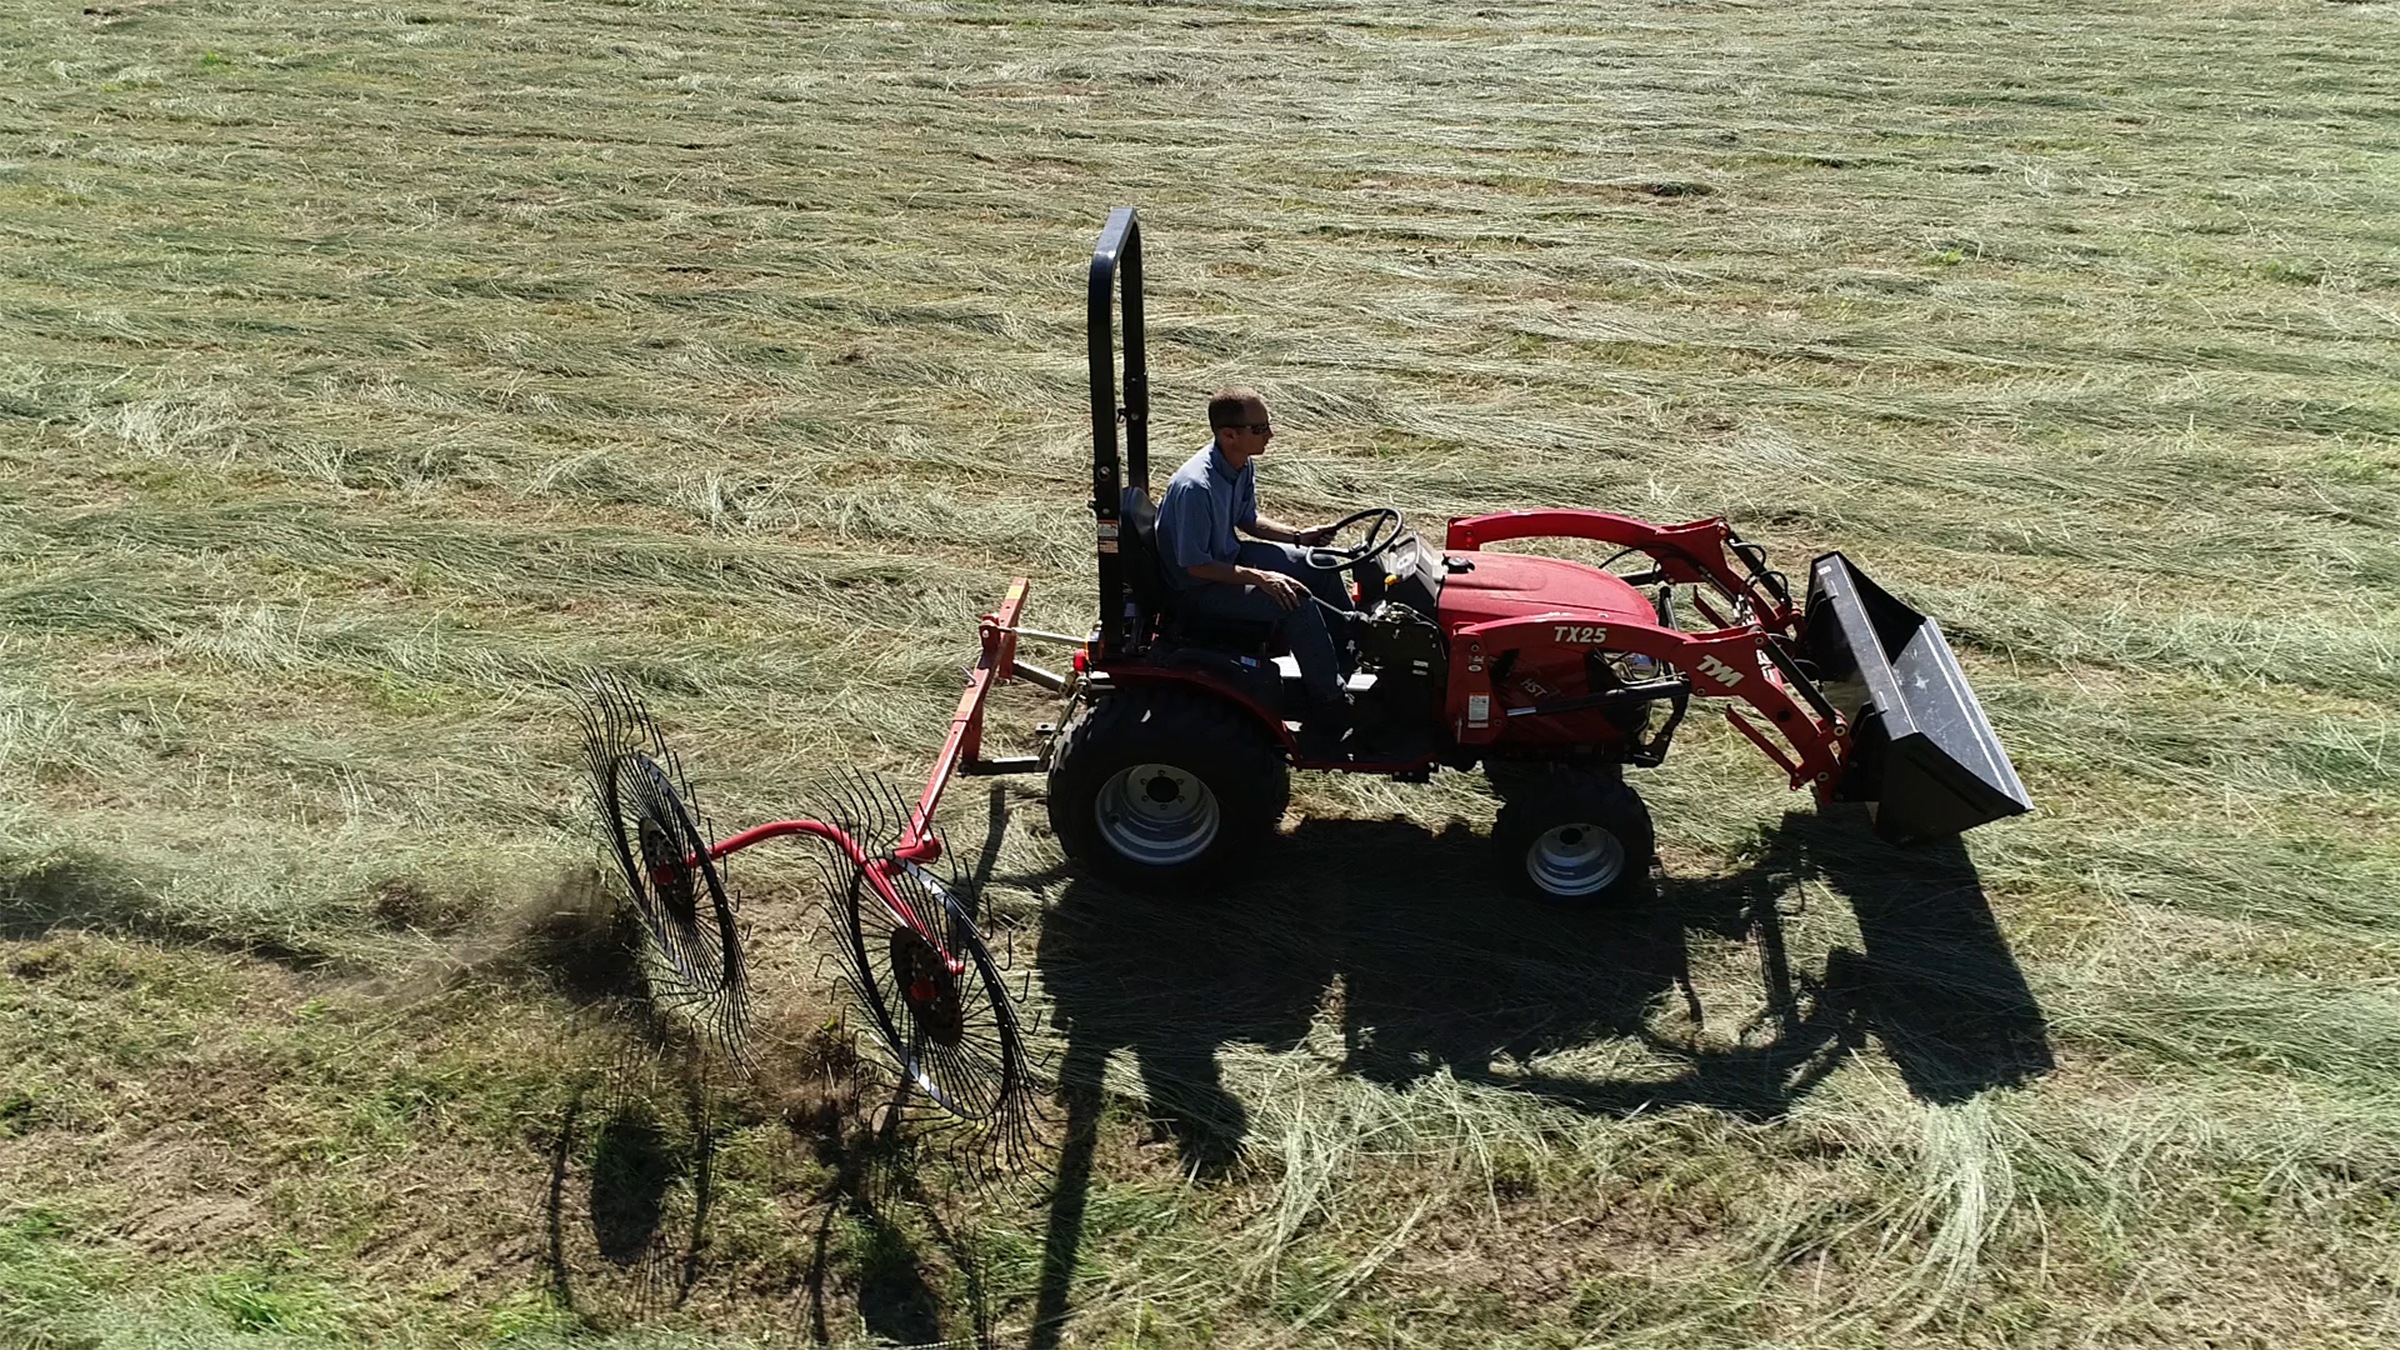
[1803,553,2032,842]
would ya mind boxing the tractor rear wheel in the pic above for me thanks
[1492,767,1654,903]
[1047,686,1288,885]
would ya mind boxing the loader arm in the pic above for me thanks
[1445,614,1849,797]
[1446,510,2032,839]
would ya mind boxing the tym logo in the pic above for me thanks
[1696,654,1746,687]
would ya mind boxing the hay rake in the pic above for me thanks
[575,581,1049,1173]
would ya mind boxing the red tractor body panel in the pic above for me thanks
[1433,552,1657,631]
[1434,553,1664,754]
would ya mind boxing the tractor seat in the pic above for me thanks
[1120,487,1283,654]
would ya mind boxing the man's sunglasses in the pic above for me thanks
[1228,421,1272,435]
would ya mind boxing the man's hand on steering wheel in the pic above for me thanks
[1299,507,1408,572]
[1294,522,1341,547]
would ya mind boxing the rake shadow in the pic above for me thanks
[789,1079,997,1350]
[536,1021,978,1344]
[1026,803,2050,1347]
[0,848,339,971]
[543,1055,718,1331]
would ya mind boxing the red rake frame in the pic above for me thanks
[581,582,1050,1173]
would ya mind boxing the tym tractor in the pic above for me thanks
[1028,208,2030,900]
[575,208,2031,1159]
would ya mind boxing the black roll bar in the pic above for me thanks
[1088,207,1148,658]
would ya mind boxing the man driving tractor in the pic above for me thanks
[1156,387,1357,748]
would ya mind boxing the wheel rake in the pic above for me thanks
[799,773,1043,1181]
[573,584,1053,1182]
[578,674,750,1061]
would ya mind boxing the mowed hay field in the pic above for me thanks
[5,0,2400,1345]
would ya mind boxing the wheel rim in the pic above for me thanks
[1094,763,1222,867]
[1525,822,1627,897]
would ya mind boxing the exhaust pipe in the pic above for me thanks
[1803,554,2032,843]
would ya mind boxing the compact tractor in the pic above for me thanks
[1031,208,2031,900]
[575,208,2030,1155]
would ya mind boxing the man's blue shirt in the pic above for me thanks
[1156,440,1256,590]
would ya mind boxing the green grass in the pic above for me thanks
[4,0,2399,1345]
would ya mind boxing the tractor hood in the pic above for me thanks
[1436,552,1658,631]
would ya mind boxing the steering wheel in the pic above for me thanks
[1300,506,1408,573]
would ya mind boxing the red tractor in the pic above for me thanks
[1011,208,2030,901]
[571,208,2033,1161]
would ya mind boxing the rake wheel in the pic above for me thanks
[578,676,750,1059]
[846,861,1026,1124]
[806,776,1042,1178]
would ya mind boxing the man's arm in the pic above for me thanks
[1164,479,1308,609]
[1186,559,1307,610]
[1244,513,1336,547]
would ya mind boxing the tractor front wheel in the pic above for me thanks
[1047,686,1288,886]
[1492,768,1654,903]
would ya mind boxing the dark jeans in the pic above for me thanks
[1178,541,1354,703]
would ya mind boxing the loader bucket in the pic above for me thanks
[1803,553,2032,842]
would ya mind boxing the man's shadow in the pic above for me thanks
[1025,802,2050,1347]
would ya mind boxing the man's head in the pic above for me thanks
[1207,386,1273,465]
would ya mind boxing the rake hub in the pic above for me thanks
[889,928,967,1048]
[636,807,699,926]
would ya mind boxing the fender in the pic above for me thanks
[1101,665,1297,754]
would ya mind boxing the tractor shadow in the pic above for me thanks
[1026,802,2050,1346]
[1486,806,2053,1114]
